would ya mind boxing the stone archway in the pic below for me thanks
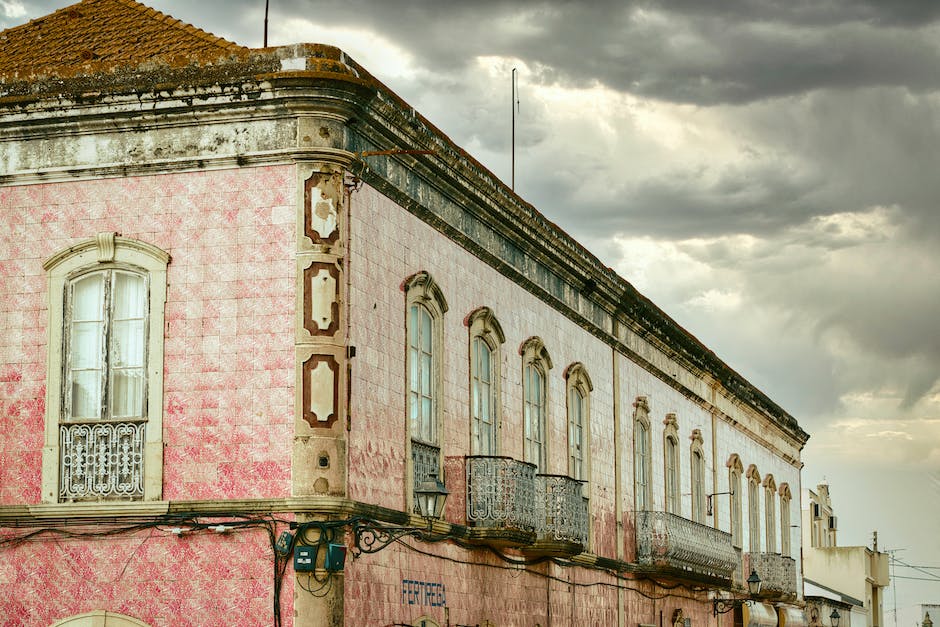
[50,610,152,627]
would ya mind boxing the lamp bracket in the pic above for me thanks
[350,520,433,556]
[713,598,754,617]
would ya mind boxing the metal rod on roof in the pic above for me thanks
[512,67,519,191]
[264,0,270,47]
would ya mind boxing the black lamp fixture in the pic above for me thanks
[713,570,763,616]
[830,609,841,627]
[414,472,449,523]
[747,569,762,595]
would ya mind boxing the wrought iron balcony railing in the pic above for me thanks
[535,474,589,546]
[636,511,739,582]
[411,439,440,514]
[465,456,538,532]
[744,552,797,597]
[59,421,146,500]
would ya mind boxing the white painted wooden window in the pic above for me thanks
[765,479,777,553]
[634,419,650,511]
[730,465,743,547]
[523,363,546,471]
[567,386,585,481]
[780,492,792,557]
[408,302,436,445]
[664,436,680,514]
[748,475,761,552]
[471,336,496,455]
[691,449,706,523]
[43,233,169,503]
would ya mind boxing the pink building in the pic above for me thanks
[0,1,810,626]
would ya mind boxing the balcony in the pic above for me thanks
[524,474,588,556]
[744,552,797,598]
[465,456,538,545]
[635,511,739,584]
[60,421,146,501]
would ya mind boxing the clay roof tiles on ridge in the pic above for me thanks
[0,0,248,81]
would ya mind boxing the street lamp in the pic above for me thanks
[747,569,762,595]
[713,570,763,616]
[830,609,841,627]
[414,472,449,522]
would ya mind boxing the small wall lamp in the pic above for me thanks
[414,472,449,523]
[830,609,841,627]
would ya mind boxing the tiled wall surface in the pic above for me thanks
[0,165,296,626]
[345,182,802,624]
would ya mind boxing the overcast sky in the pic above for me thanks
[5,0,940,606]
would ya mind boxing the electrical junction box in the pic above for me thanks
[294,545,316,572]
[324,543,347,572]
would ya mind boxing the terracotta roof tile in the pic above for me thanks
[0,0,248,81]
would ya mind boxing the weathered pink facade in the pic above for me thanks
[0,2,810,626]
[0,167,297,625]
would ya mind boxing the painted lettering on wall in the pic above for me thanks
[401,579,446,607]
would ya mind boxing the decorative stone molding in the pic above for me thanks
[519,336,553,370]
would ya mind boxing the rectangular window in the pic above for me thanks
[635,422,649,511]
[61,269,149,501]
[524,364,545,471]
[691,451,705,523]
[567,387,584,481]
[408,303,436,444]
[665,437,679,514]
[471,337,496,455]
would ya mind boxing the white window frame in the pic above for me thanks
[467,307,504,456]
[633,396,652,512]
[403,271,448,509]
[728,454,743,548]
[747,465,762,553]
[764,474,777,553]
[42,233,169,503]
[780,483,792,557]
[520,337,552,473]
[689,429,706,523]
[564,363,592,483]
[663,413,680,515]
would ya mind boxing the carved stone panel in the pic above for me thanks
[302,354,339,428]
[304,262,340,336]
[304,173,340,245]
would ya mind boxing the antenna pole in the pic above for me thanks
[264,0,270,47]
[511,68,515,190]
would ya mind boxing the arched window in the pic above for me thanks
[466,308,504,456]
[764,474,777,553]
[565,363,592,483]
[727,454,743,547]
[633,397,652,511]
[51,610,152,627]
[779,483,792,557]
[43,233,169,503]
[747,465,761,553]
[520,337,552,472]
[690,429,706,523]
[663,413,680,514]
[403,271,448,505]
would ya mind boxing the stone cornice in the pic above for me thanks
[0,47,808,448]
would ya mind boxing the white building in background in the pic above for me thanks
[802,482,891,627]
[886,604,940,627]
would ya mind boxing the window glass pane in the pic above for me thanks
[112,319,144,367]
[71,370,101,419]
[71,321,103,369]
[113,272,145,319]
[420,308,432,352]
[71,274,105,321]
[111,369,144,418]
